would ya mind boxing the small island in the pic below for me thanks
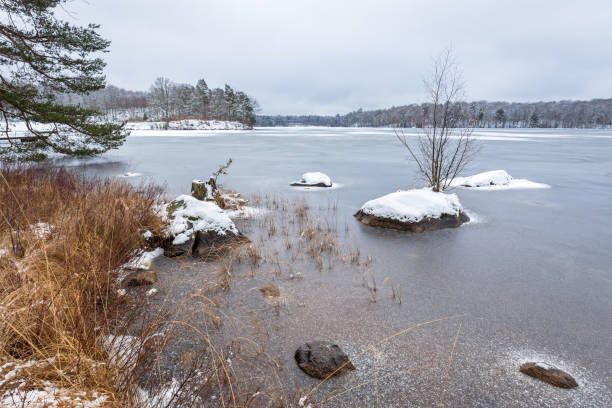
[354,188,469,232]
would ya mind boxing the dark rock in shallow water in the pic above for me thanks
[354,210,469,232]
[123,270,158,287]
[295,341,355,379]
[191,230,248,259]
[290,181,331,188]
[259,285,280,298]
[520,362,578,388]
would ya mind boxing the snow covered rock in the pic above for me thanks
[290,172,332,187]
[163,195,247,258]
[451,170,550,190]
[354,188,469,232]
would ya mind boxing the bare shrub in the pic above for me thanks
[396,48,479,191]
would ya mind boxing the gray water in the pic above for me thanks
[72,128,612,407]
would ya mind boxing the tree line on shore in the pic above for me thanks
[57,78,258,128]
[257,98,612,128]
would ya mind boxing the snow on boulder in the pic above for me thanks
[290,172,332,187]
[451,170,550,190]
[163,194,247,258]
[354,188,469,232]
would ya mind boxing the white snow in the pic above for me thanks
[117,172,142,178]
[125,120,247,134]
[224,206,269,219]
[0,359,107,407]
[164,195,238,245]
[358,188,464,222]
[451,170,551,190]
[292,172,332,187]
[30,223,52,240]
[124,248,163,270]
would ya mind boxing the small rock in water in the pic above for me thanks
[290,172,332,188]
[295,341,355,379]
[519,362,578,388]
[259,284,280,298]
[123,270,158,287]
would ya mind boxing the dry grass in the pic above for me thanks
[0,164,165,406]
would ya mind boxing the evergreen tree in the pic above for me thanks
[529,112,540,128]
[495,108,506,128]
[194,79,210,119]
[0,0,126,161]
[223,84,235,120]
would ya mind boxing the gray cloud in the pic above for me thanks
[64,0,612,114]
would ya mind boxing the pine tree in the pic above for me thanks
[0,0,126,161]
[495,108,506,128]
[529,112,540,128]
[195,79,210,119]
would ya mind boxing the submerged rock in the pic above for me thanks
[290,172,332,187]
[519,362,578,388]
[191,229,248,259]
[259,284,280,298]
[295,341,355,379]
[354,188,469,232]
[123,270,158,287]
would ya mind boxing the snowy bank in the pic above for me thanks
[354,188,469,232]
[125,120,248,132]
[451,170,550,190]
[290,172,332,187]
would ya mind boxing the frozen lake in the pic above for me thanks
[71,127,612,407]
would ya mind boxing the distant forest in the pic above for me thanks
[257,99,612,128]
[57,78,258,127]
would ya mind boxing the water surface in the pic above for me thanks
[73,127,611,407]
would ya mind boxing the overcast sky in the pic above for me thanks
[64,0,612,115]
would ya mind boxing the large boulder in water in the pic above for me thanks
[354,188,469,232]
[295,341,355,379]
[290,172,332,187]
[519,362,579,388]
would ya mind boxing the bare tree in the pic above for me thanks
[396,49,479,191]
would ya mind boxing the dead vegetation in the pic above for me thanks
[0,165,412,407]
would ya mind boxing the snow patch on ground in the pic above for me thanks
[30,223,52,240]
[0,359,107,407]
[359,188,464,222]
[125,120,247,133]
[451,170,550,190]
[164,195,238,245]
[124,248,163,270]
[292,172,332,187]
